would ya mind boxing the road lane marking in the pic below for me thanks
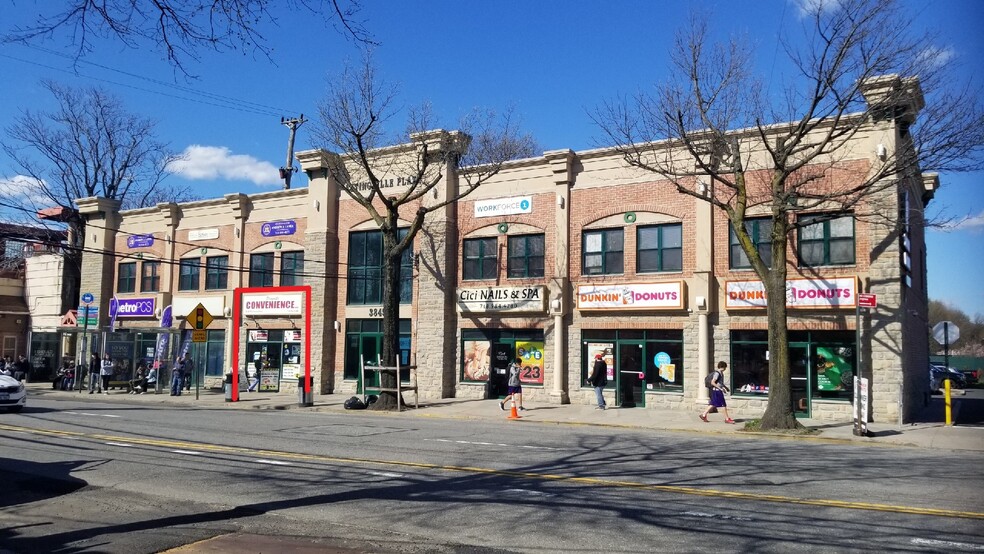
[911,538,984,550]
[104,442,133,447]
[368,471,404,478]
[255,459,292,466]
[428,438,559,450]
[64,412,121,418]
[2,422,982,521]
[171,450,203,455]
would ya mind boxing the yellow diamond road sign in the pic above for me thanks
[188,303,213,330]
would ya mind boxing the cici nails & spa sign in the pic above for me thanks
[725,277,858,309]
[576,282,686,311]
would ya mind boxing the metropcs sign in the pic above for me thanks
[115,297,156,317]
[725,277,858,309]
[242,293,304,316]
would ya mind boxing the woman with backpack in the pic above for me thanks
[700,361,734,424]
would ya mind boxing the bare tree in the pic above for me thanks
[4,0,375,76]
[1,80,189,273]
[311,55,536,410]
[593,0,984,429]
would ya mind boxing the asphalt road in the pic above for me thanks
[1,396,982,553]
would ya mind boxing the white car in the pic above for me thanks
[0,374,26,412]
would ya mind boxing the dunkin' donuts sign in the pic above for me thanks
[577,282,685,310]
[726,277,858,309]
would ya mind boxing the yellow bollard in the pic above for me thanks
[944,379,952,426]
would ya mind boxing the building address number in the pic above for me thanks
[369,308,384,318]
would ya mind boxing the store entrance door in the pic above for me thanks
[617,342,645,408]
[489,343,513,398]
[790,344,811,417]
[357,334,382,394]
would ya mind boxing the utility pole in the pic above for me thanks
[279,115,307,190]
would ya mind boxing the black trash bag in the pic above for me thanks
[344,396,366,410]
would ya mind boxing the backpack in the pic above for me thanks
[704,371,717,388]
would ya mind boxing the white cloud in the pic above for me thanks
[942,211,984,232]
[791,0,838,18]
[0,174,52,208]
[916,46,955,69]
[168,145,281,187]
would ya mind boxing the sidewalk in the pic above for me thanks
[24,382,984,452]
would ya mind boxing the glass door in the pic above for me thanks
[617,342,645,408]
[790,344,811,417]
[358,334,382,393]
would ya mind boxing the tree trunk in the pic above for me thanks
[369,227,406,411]
[758,233,801,430]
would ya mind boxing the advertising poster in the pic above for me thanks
[515,341,545,384]
[654,351,674,382]
[815,346,853,392]
[282,364,301,381]
[259,368,280,392]
[587,343,615,381]
[463,340,491,381]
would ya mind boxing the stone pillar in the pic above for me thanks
[411,130,463,399]
[298,150,340,394]
[693,178,714,404]
[545,149,574,404]
[75,197,122,354]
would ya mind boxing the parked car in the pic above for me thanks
[930,364,967,392]
[0,373,26,412]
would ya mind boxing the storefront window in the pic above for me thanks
[347,229,412,304]
[205,256,228,290]
[798,213,855,266]
[463,237,497,280]
[582,329,684,394]
[179,258,200,291]
[637,223,682,272]
[29,332,59,381]
[582,228,623,275]
[249,253,275,287]
[461,329,544,385]
[281,251,305,286]
[507,234,545,278]
[141,261,160,292]
[731,330,855,401]
[730,217,772,269]
[118,262,136,293]
[343,319,412,380]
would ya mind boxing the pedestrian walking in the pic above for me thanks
[499,357,526,412]
[589,352,608,409]
[182,353,195,391]
[700,361,734,423]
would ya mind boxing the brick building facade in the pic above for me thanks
[77,80,936,423]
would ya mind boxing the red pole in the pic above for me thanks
[231,290,241,402]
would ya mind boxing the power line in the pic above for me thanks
[0,46,297,118]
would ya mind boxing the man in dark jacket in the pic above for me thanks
[589,352,608,410]
[13,355,31,382]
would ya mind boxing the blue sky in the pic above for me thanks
[1,0,982,317]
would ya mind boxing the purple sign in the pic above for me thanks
[116,297,156,317]
[127,234,155,248]
[260,220,296,237]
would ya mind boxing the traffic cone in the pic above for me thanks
[507,398,521,420]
